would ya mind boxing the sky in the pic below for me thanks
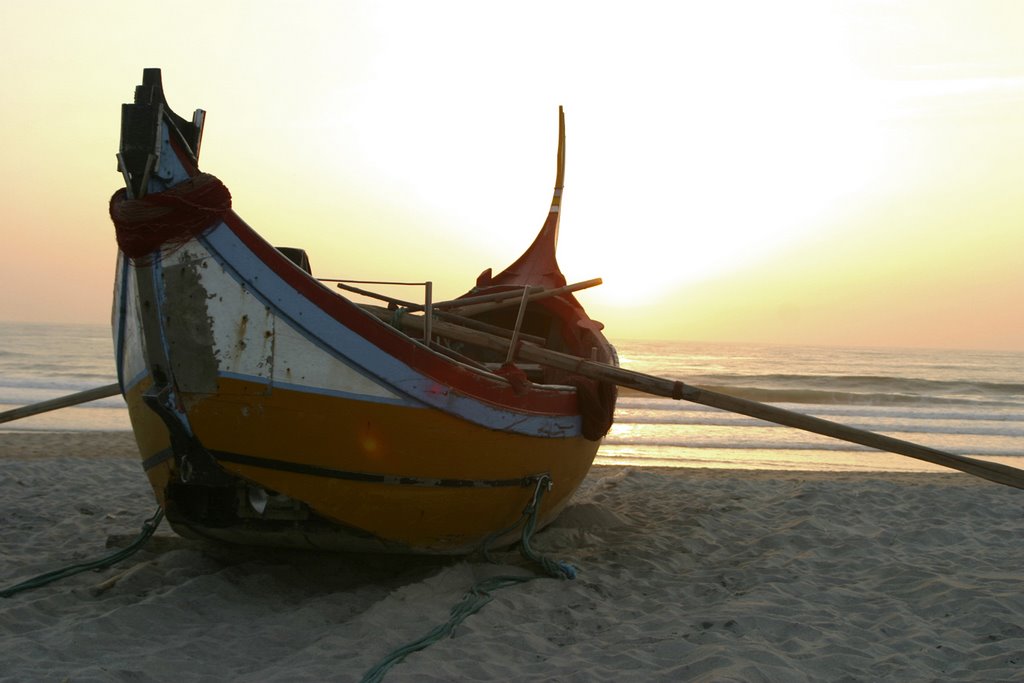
[0,0,1022,350]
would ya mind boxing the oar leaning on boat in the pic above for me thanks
[4,306,1022,491]
[362,297,1024,491]
[0,384,120,425]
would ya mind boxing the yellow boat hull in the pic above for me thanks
[126,377,599,553]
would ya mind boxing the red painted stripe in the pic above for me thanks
[165,131,582,416]
[222,211,580,416]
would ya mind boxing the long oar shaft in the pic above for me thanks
[441,278,602,316]
[388,313,1024,489]
[541,353,1024,489]
[519,345,1024,489]
[677,383,1024,489]
[0,383,121,425]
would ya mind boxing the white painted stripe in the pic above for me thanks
[200,228,584,438]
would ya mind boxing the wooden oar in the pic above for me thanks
[333,278,601,320]
[438,278,603,316]
[332,281,419,309]
[432,311,547,347]
[0,383,121,425]
[382,313,1024,490]
[432,285,544,311]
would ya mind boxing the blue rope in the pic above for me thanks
[360,574,536,683]
[360,476,575,682]
[480,475,576,579]
[515,475,577,580]
[1,506,164,599]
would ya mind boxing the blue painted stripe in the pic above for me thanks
[122,368,149,393]
[200,226,582,438]
[199,232,422,407]
[218,371,411,407]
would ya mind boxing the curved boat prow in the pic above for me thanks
[477,106,567,290]
[110,71,617,554]
[118,68,205,199]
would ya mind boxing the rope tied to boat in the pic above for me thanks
[109,173,232,263]
[360,475,575,682]
[494,361,532,395]
[473,475,577,578]
[485,473,576,579]
[0,507,164,599]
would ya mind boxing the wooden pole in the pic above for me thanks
[432,311,547,346]
[432,285,543,311]
[333,281,418,309]
[436,278,603,316]
[0,383,121,425]
[505,286,532,364]
[382,313,1024,490]
[336,278,601,319]
[359,304,548,346]
[424,281,433,345]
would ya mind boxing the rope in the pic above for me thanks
[360,476,575,682]
[481,475,576,579]
[109,173,231,262]
[359,574,536,683]
[517,478,577,580]
[0,507,164,599]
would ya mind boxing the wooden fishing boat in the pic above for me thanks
[108,69,617,553]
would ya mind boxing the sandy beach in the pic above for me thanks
[1,431,1021,682]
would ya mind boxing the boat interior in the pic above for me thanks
[274,245,610,387]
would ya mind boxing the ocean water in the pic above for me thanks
[1,322,1021,473]
[602,340,1024,473]
[0,322,128,432]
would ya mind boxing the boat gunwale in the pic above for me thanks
[151,131,603,419]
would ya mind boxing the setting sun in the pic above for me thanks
[0,1,1021,350]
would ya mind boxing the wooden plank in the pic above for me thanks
[437,278,603,316]
[434,311,547,346]
[334,281,418,308]
[504,287,532,364]
[431,286,543,311]
[361,304,548,346]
